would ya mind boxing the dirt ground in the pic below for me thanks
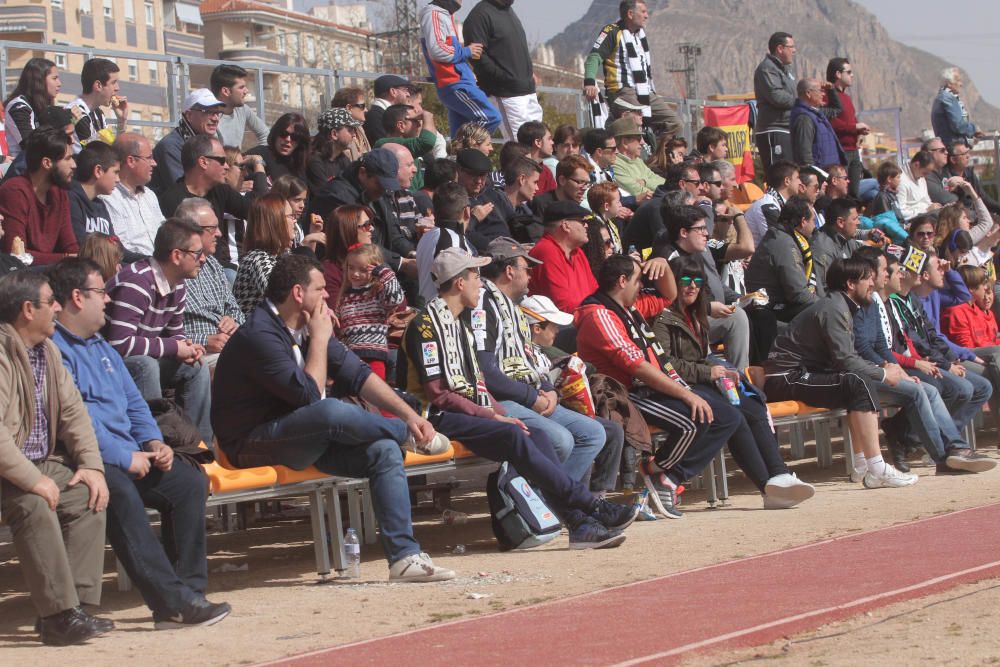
[3,434,1000,666]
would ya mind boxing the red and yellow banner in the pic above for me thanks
[703,105,755,183]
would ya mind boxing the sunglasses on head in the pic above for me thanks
[679,276,704,287]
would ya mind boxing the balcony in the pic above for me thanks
[163,28,204,58]
[0,5,47,39]
[218,47,287,66]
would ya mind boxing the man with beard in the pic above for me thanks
[0,126,78,264]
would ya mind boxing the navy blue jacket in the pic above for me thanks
[852,299,895,367]
[211,302,372,458]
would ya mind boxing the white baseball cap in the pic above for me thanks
[520,295,573,327]
[183,88,226,112]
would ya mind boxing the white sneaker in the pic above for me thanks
[863,465,918,489]
[405,432,451,456]
[850,467,868,484]
[388,552,456,583]
[763,473,815,509]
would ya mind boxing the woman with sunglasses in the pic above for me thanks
[330,87,372,161]
[248,112,310,182]
[652,255,815,509]
[233,194,298,316]
[322,204,376,306]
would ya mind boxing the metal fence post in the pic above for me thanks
[993,134,1000,199]
[894,107,904,166]
[166,59,179,128]
[256,66,267,123]
[0,47,7,101]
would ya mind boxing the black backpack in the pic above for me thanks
[486,462,561,551]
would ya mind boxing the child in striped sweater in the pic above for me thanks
[335,243,406,381]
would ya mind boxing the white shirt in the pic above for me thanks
[101,182,165,256]
[898,165,933,220]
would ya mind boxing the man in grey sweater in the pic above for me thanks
[211,65,268,150]
[753,31,797,170]
[763,256,918,488]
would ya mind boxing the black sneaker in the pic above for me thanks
[939,449,997,474]
[882,419,910,473]
[154,599,231,630]
[590,498,639,532]
[37,606,111,646]
[639,466,683,519]
[567,516,626,550]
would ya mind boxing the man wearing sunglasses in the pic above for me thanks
[102,219,214,447]
[151,89,227,194]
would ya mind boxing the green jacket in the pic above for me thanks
[613,152,664,196]
[375,129,437,190]
[651,308,716,386]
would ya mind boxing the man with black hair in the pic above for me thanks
[695,126,728,162]
[0,126,78,264]
[516,121,558,194]
[66,57,127,154]
[211,64,268,149]
[811,197,863,289]
[746,195,820,322]
[364,75,415,145]
[897,150,940,221]
[374,103,438,191]
[417,181,476,305]
[213,252,455,580]
[753,32,798,170]
[582,128,618,186]
[68,141,119,242]
[405,247,637,546]
[744,160,800,247]
[826,57,868,198]
[940,140,1000,217]
[50,257,233,630]
[764,257,918,488]
[476,155,543,247]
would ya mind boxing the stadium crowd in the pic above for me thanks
[1,0,999,647]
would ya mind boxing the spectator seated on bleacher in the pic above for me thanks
[174,198,244,367]
[373,104,437,192]
[403,247,638,548]
[651,255,815,508]
[103,219,214,446]
[868,161,907,230]
[896,150,941,221]
[456,148,509,254]
[810,197,863,291]
[575,254,739,518]
[744,160,800,248]
[762,257,918,489]
[587,182,627,255]
[745,195,821,323]
[212,253,454,582]
[212,64,269,150]
[528,202,600,314]
[246,112,310,183]
[380,142,421,258]
[851,246,992,476]
[0,126,79,265]
[416,182,477,306]
[941,140,1000,220]
[150,89,226,194]
[475,155,544,246]
[67,141,118,243]
[611,118,665,199]
[882,245,992,461]
[65,57,127,154]
[516,121,558,195]
[475,237,605,482]
[49,258,233,631]
[621,166,695,253]
[653,205,752,370]
[0,270,113,646]
[102,133,166,259]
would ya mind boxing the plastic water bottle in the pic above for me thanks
[343,528,360,579]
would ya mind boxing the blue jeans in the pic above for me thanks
[235,398,420,565]
[588,417,625,493]
[125,355,213,446]
[878,378,965,462]
[105,459,208,615]
[911,367,992,431]
[499,402,605,483]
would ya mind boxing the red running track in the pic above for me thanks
[264,502,1000,666]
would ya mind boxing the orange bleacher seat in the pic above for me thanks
[450,440,478,459]
[794,403,830,415]
[766,401,800,418]
[204,443,279,494]
[404,443,455,466]
[273,465,333,485]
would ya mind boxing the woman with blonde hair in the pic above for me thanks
[450,122,493,156]
[233,194,297,315]
[79,232,125,282]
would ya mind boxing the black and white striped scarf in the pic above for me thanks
[426,297,492,408]
[482,280,542,388]
[619,28,653,120]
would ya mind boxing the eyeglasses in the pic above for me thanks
[680,178,703,185]
[200,224,219,233]
[841,69,853,75]
[678,276,704,287]
[358,221,374,231]
[178,248,206,259]
[406,116,423,124]
[80,287,107,296]
[130,154,154,162]
[703,180,722,187]
[203,155,227,165]
[34,297,57,307]
[952,151,970,158]
[687,225,709,235]
[915,230,936,238]
[566,176,590,186]
[929,147,947,153]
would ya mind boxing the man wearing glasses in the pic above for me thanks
[941,141,1000,218]
[374,103,438,191]
[827,57,869,199]
[610,117,664,198]
[151,89,227,195]
[102,219,214,446]
[922,136,959,206]
[104,133,166,258]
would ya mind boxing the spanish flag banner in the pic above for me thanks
[703,105,754,183]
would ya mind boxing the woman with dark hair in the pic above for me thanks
[652,255,815,509]
[233,193,297,315]
[647,134,688,178]
[322,204,376,305]
[582,214,615,278]
[543,124,580,177]
[248,112,310,181]
[4,57,61,158]
[330,86,371,160]
[270,173,325,251]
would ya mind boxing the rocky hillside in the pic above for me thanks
[547,0,1000,138]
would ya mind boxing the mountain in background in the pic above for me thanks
[547,0,1000,138]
